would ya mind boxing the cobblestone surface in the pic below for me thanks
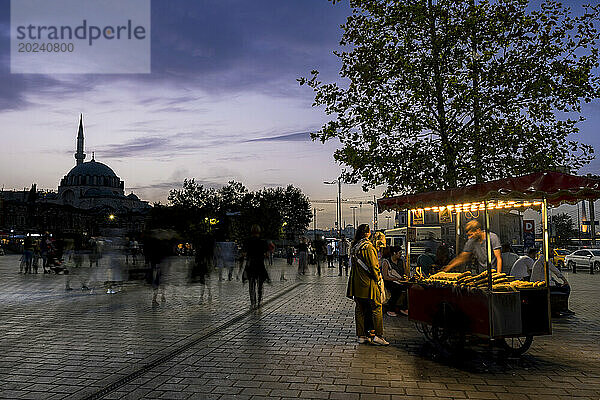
[0,254,598,399]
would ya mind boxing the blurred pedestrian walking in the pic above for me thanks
[144,229,177,307]
[297,237,308,275]
[339,235,350,276]
[191,233,215,303]
[267,240,275,266]
[22,237,34,274]
[243,225,269,309]
[32,243,41,274]
[40,233,51,272]
[216,241,236,281]
[327,241,334,268]
[89,237,100,268]
[314,238,326,276]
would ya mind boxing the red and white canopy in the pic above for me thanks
[377,171,600,211]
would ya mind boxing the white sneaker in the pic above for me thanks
[371,336,389,346]
[357,336,370,344]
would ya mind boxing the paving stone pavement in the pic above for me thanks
[0,253,599,400]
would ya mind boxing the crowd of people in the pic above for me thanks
[284,235,352,277]
[12,227,282,309]
[13,218,572,336]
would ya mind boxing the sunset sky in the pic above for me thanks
[0,0,598,229]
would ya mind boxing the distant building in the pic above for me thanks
[55,115,149,212]
[0,116,150,237]
[306,225,355,240]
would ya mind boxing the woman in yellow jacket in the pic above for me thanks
[347,224,389,346]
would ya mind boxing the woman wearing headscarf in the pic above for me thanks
[372,231,387,261]
[347,224,389,346]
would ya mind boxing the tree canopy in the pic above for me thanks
[163,180,312,242]
[300,0,600,195]
[551,212,575,246]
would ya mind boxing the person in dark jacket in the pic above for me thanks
[191,233,215,302]
[243,225,270,309]
[144,229,177,306]
[297,237,308,275]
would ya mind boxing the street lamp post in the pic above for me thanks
[324,179,342,240]
[313,208,324,241]
[338,180,342,238]
[350,206,358,237]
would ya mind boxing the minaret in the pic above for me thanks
[74,114,86,165]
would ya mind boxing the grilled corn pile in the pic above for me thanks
[421,270,546,292]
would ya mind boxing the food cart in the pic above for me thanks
[377,171,600,355]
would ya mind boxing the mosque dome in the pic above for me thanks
[60,158,123,190]
[56,115,149,211]
[66,160,117,179]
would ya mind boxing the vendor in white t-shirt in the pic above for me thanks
[443,220,502,274]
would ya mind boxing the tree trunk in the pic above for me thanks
[470,0,483,183]
[428,0,456,189]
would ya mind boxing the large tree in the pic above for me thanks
[551,212,575,246]
[300,0,599,194]
[255,186,313,241]
[165,180,311,242]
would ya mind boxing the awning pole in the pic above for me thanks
[455,210,461,260]
[542,197,552,332]
[484,200,494,337]
[484,200,493,291]
[542,198,550,286]
[406,209,411,277]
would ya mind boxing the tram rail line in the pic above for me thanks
[80,282,304,400]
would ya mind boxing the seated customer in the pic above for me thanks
[381,246,408,316]
[530,254,573,316]
[416,247,436,276]
[501,244,519,273]
[510,248,537,280]
[530,254,568,285]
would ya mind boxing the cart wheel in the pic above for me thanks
[416,323,433,341]
[431,302,465,354]
[431,323,465,353]
[499,335,533,356]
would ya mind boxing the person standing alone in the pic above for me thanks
[243,225,270,309]
[297,237,308,275]
[326,241,334,268]
[347,224,389,346]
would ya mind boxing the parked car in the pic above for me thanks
[550,248,570,269]
[564,249,600,272]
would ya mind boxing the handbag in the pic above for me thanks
[355,256,389,304]
[377,278,389,304]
